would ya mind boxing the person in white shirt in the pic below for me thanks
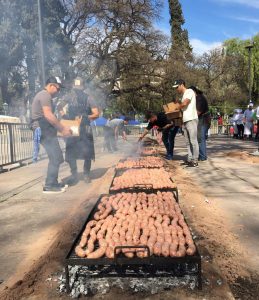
[243,103,254,139]
[173,79,199,167]
[236,109,244,139]
[231,109,244,139]
[255,105,259,141]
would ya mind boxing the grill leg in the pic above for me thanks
[176,188,179,203]
[65,265,70,293]
[197,260,202,290]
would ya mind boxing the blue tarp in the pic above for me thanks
[128,120,140,125]
[91,116,107,126]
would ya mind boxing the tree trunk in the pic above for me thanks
[0,74,9,105]
[25,41,36,102]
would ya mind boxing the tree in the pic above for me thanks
[0,1,23,105]
[224,35,259,103]
[168,0,192,60]
[73,0,165,111]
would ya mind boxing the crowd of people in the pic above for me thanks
[139,79,210,167]
[31,76,132,194]
[230,103,259,140]
[30,75,258,193]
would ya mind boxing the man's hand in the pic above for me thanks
[138,136,143,142]
[61,126,72,137]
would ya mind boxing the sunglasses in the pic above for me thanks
[54,84,61,91]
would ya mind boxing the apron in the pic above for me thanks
[64,90,95,162]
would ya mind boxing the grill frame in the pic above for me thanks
[109,169,179,202]
[115,157,165,170]
[65,194,201,292]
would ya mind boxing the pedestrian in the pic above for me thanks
[231,110,239,138]
[255,104,259,141]
[138,111,179,160]
[32,123,41,163]
[217,114,223,134]
[104,117,129,152]
[58,77,99,185]
[173,79,199,167]
[189,86,210,161]
[31,76,72,193]
[236,109,244,139]
[243,103,254,139]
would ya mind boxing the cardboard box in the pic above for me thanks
[163,102,180,113]
[57,119,80,136]
[166,110,183,120]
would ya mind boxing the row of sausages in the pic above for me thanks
[139,148,157,156]
[110,168,176,191]
[75,192,196,259]
[116,156,164,170]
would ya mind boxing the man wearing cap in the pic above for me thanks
[173,79,199,167]
[104,117,130,152]
[243,103,254,139]
[31,77,72,193]
[138,111,179,160]
[59,77,99,185]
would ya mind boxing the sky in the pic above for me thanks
[156,0,259,55]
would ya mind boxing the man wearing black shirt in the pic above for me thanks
[138,111,179,160]
[189,86,210,161]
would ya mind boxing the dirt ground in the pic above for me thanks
[1,141,259,300]
[225,150,259,164]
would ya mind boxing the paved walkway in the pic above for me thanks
[175,136,259,272]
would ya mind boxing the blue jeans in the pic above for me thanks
[162,126,179,156]
[33,127,41,162]
[197,117,208,160]
[41,136,64,187]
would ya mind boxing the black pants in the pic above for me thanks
[41,136,64,186]
[255,120,259,139]
[237,124,244,139]
[162,126,179,156]
[69,158,91,176]
[104,127,117,151]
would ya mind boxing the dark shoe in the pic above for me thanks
[66,175,79,186]
[198,158,207,162]
[53,182,68,189]
[43,186,66,194]
[165,154,173,160]
[83,174,91,183]
[180,160,191,166]
[186,161,198,168]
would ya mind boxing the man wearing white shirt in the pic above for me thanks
[173,79,199,167]
[255,105,259,141]
[243,103,254,139]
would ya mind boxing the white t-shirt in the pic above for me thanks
[244,109,254,123]
[181,89,198,123]
[256,106,259,120]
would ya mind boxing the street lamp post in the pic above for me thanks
[245,44,254,102]
[3,102,9,116]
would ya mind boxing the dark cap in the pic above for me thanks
[45,76,64,88]
[172,79,185,88]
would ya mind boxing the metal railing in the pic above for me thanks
[0,121,234,168]
[0,122,64,168]
[0,122,34,167]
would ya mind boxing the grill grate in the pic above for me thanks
[65,194,201,292]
